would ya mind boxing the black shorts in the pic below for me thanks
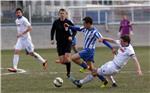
[57,41,71,56]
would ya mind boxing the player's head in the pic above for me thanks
[120,35,130,47]
[83,16,93,29]
[16,8,23,18]
[58,8,67,21]
[123,15,128,20]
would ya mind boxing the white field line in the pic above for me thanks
[1,68,26,76]
[1,67,150,76]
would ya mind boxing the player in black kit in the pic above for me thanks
[51,8,74,78]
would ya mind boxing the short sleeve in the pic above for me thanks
[95,32,103,39]
[127,46,135,56]
[23,17,31,27]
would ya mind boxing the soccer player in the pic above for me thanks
[73,35,143,88]
[118,15,133,37]
[8,8,48,72]
[51,8,74,78]
[64,16,115,82]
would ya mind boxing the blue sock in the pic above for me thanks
[97,75,106,82]
[79,62,88,69]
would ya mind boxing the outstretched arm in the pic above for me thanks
[64,23,84,32]
[98,38,116,55]
[131,54,143,76]
[99,37,117,44]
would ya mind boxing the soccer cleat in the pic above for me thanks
[8,68,17,72]
[112,83,118,87]
[100,80,108,88]
[66,73,70,78]
[79,68,86,73]
[43,60,48,70]
[73,80,82,88]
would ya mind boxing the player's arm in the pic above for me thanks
[131,54,143,76]
[119,21,122,32]
[51,21,56,44]
[96,33,116,54]
[99,37,117,44]
[64,23,84,32]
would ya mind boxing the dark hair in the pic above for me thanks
[120,35,130,44]
[83,16,93,24]
[59,8,66,13]
[16,8,23,13]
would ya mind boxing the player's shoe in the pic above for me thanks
[73,80,82,88]
[43,60,48,70]
[79,68,86,73]
[66,73,70,78]
[112,83,118,87]
[8,68,17,72]
[100,80,108,88]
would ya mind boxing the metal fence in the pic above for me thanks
[1,2,150,25]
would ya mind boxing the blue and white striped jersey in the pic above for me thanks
[81,27,103,49]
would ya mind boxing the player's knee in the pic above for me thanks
[91,68,98,77]
[14,50,20,54]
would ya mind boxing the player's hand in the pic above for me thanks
[112,48,117,55]
[98,38,103,42]
[51,40,55,45]
[17,33,23,38]
[68,36,72,41]
[130,31,134,35]
[64,23,69,27]
[137,70,143,76]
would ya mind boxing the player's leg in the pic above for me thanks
[72,45,78,53]
[71,53,88,70]
[8,39,22,72]
[106,75,118,87]
[25,40,47,70]
[97,61,119,88]
[63,53,72,77]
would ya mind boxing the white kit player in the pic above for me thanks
[73,35,143,88]
[8,8,48,72]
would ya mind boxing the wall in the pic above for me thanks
[1,24,150,50]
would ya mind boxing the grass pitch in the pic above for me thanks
[1,47,150,93]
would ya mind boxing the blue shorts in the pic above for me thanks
[79,48,95,63]
[72,37,77,46]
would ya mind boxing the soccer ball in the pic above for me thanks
[53,77,63,87]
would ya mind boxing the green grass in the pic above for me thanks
[1,47,150,93]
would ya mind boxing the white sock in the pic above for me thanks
[110,76,116,83]
[80,74,94,84]
[13,54,19,69]
[33,52,45,63]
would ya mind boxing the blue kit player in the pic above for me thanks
[64,16,116,84]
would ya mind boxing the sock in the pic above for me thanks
[110,76,116,84]
[13,54,19,69]
[33,52,45,63]
[79,62,88,69]
[97,74,107,82]
[80,74,94,84]
[64,62,71,77]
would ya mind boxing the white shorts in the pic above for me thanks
[97,61,120,76]
[15,38,34,53]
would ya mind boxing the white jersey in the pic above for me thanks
[112,40,135,68]
[15,16,31,40]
